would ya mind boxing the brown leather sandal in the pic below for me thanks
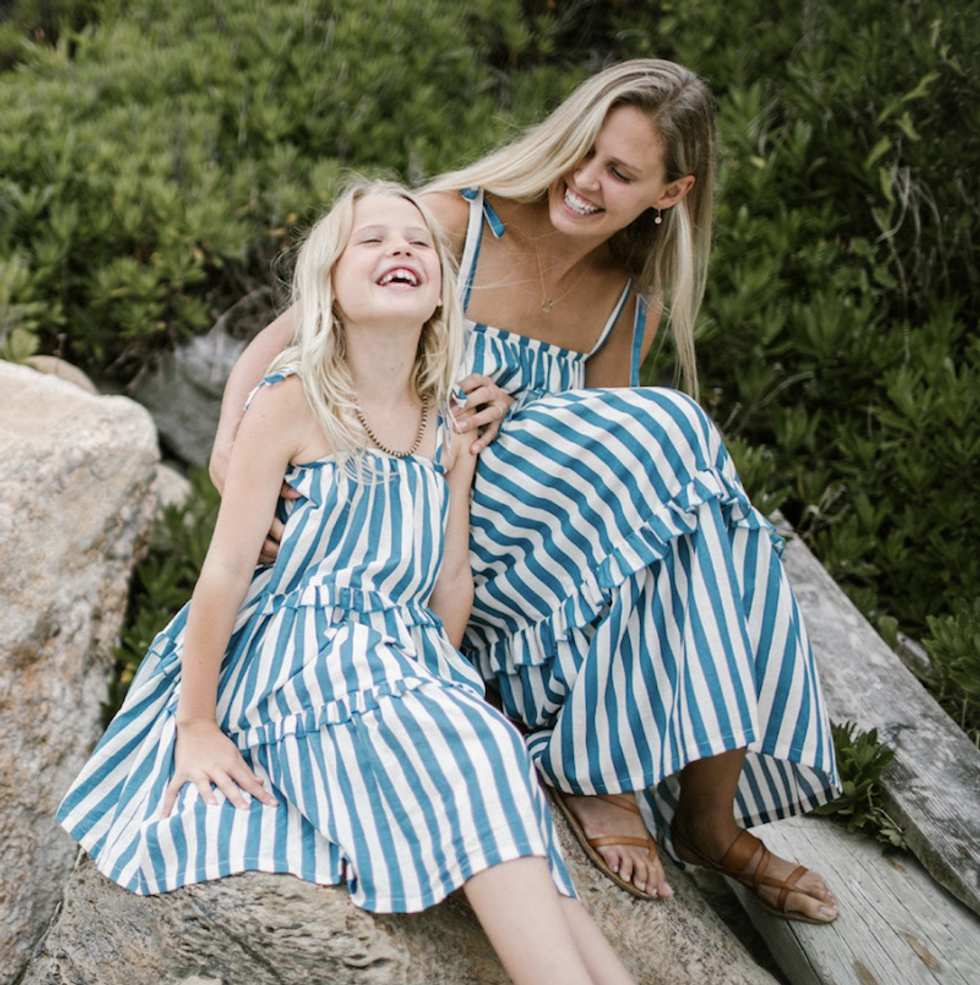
[552,790,660,901]
[672,826,836,924]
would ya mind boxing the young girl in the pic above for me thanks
[58,180,637,985]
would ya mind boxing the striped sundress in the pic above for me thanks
[456,189,839,845]
[58,372,575,912]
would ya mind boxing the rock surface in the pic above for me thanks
[22,801,778,985]
[0,362,160,985]
[25,354,100,394]
[131,293,273,466]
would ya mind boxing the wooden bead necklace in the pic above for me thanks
[355,395,429,458]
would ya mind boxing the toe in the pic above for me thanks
[618,855,635,885]
[601,846,623,875]
[650,859,673,898]
[790,890,839,922]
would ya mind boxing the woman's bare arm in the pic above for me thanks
[209,304,297,492]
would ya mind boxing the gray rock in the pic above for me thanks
[131,292,274,467]
[22,802,778,985]
[0,362,160,985]
[155,462,193,510]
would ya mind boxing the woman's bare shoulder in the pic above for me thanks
[422,190,470,255]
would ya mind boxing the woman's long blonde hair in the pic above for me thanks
[424,59,716,395]
[268,178,465,461]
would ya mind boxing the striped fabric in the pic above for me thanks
[457,190,839,842]
[58,373,575,912]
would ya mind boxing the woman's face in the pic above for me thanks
[547,105,694,241]
[332,194,442,330]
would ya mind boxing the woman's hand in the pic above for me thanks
[453,373,515,453]
[161,718,278,817]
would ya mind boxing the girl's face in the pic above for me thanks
[547,105,695,241]
[332,195,442,329]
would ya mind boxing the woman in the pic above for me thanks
[212,60,840,924]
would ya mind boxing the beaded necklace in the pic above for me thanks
[355,395,429,458]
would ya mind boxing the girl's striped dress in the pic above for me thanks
[457,189,839,844]
[58,374,574,912]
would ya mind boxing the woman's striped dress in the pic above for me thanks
[457,190,839,844]
[58,375,575,912]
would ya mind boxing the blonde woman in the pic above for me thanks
[60,181,639,985]
[214,61,841,924]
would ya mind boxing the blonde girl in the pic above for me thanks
[59,179,638,985]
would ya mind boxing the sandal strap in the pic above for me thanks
[588,834,658,861]
[770,864,809,912]
[719,829,764,874]
[592,794,658,861]
[720,833,812,913]
[597,792,642,815]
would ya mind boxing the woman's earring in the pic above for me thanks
[654,208,663,225]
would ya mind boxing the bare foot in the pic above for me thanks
[672,820,838,923]
[560,792,674,898]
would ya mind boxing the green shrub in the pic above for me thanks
[108,467,220,717]
[923,599,980,745]
[623,2,980,670]
[814,722,907,849]
[0,0,571,374]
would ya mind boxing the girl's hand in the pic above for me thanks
[161,719,278,817]
[453,374,515,453]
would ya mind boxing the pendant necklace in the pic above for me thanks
[534,243,595,313]
[355,395,429,458]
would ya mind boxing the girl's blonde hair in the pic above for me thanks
[268,178,465,462]
[424,59,716,395]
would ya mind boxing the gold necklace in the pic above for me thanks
[533,242,595,313]
[355,395,429,458]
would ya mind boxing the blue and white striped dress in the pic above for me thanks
[457,190,839,844]
[58,373,575,912]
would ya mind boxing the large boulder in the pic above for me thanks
[0,362,160,985]
[21,804,778,985]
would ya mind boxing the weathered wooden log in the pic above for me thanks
[731,815,980,985]
[778,518,980,918]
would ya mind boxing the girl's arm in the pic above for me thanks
[162,377,311,816]
[428,429,478,647]
[209,304,297,493]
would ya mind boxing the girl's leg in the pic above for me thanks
[464,857,635,985]
[673,748,839,922]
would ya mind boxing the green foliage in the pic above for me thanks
[814,722,907,849]
[108,467,220,718]
[0,0,572,374]
[0,0,101,68]
[923,599,980,745]
[623,3,980,706]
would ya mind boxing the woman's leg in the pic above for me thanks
[672,749,839,922]
[464,857,635,985]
